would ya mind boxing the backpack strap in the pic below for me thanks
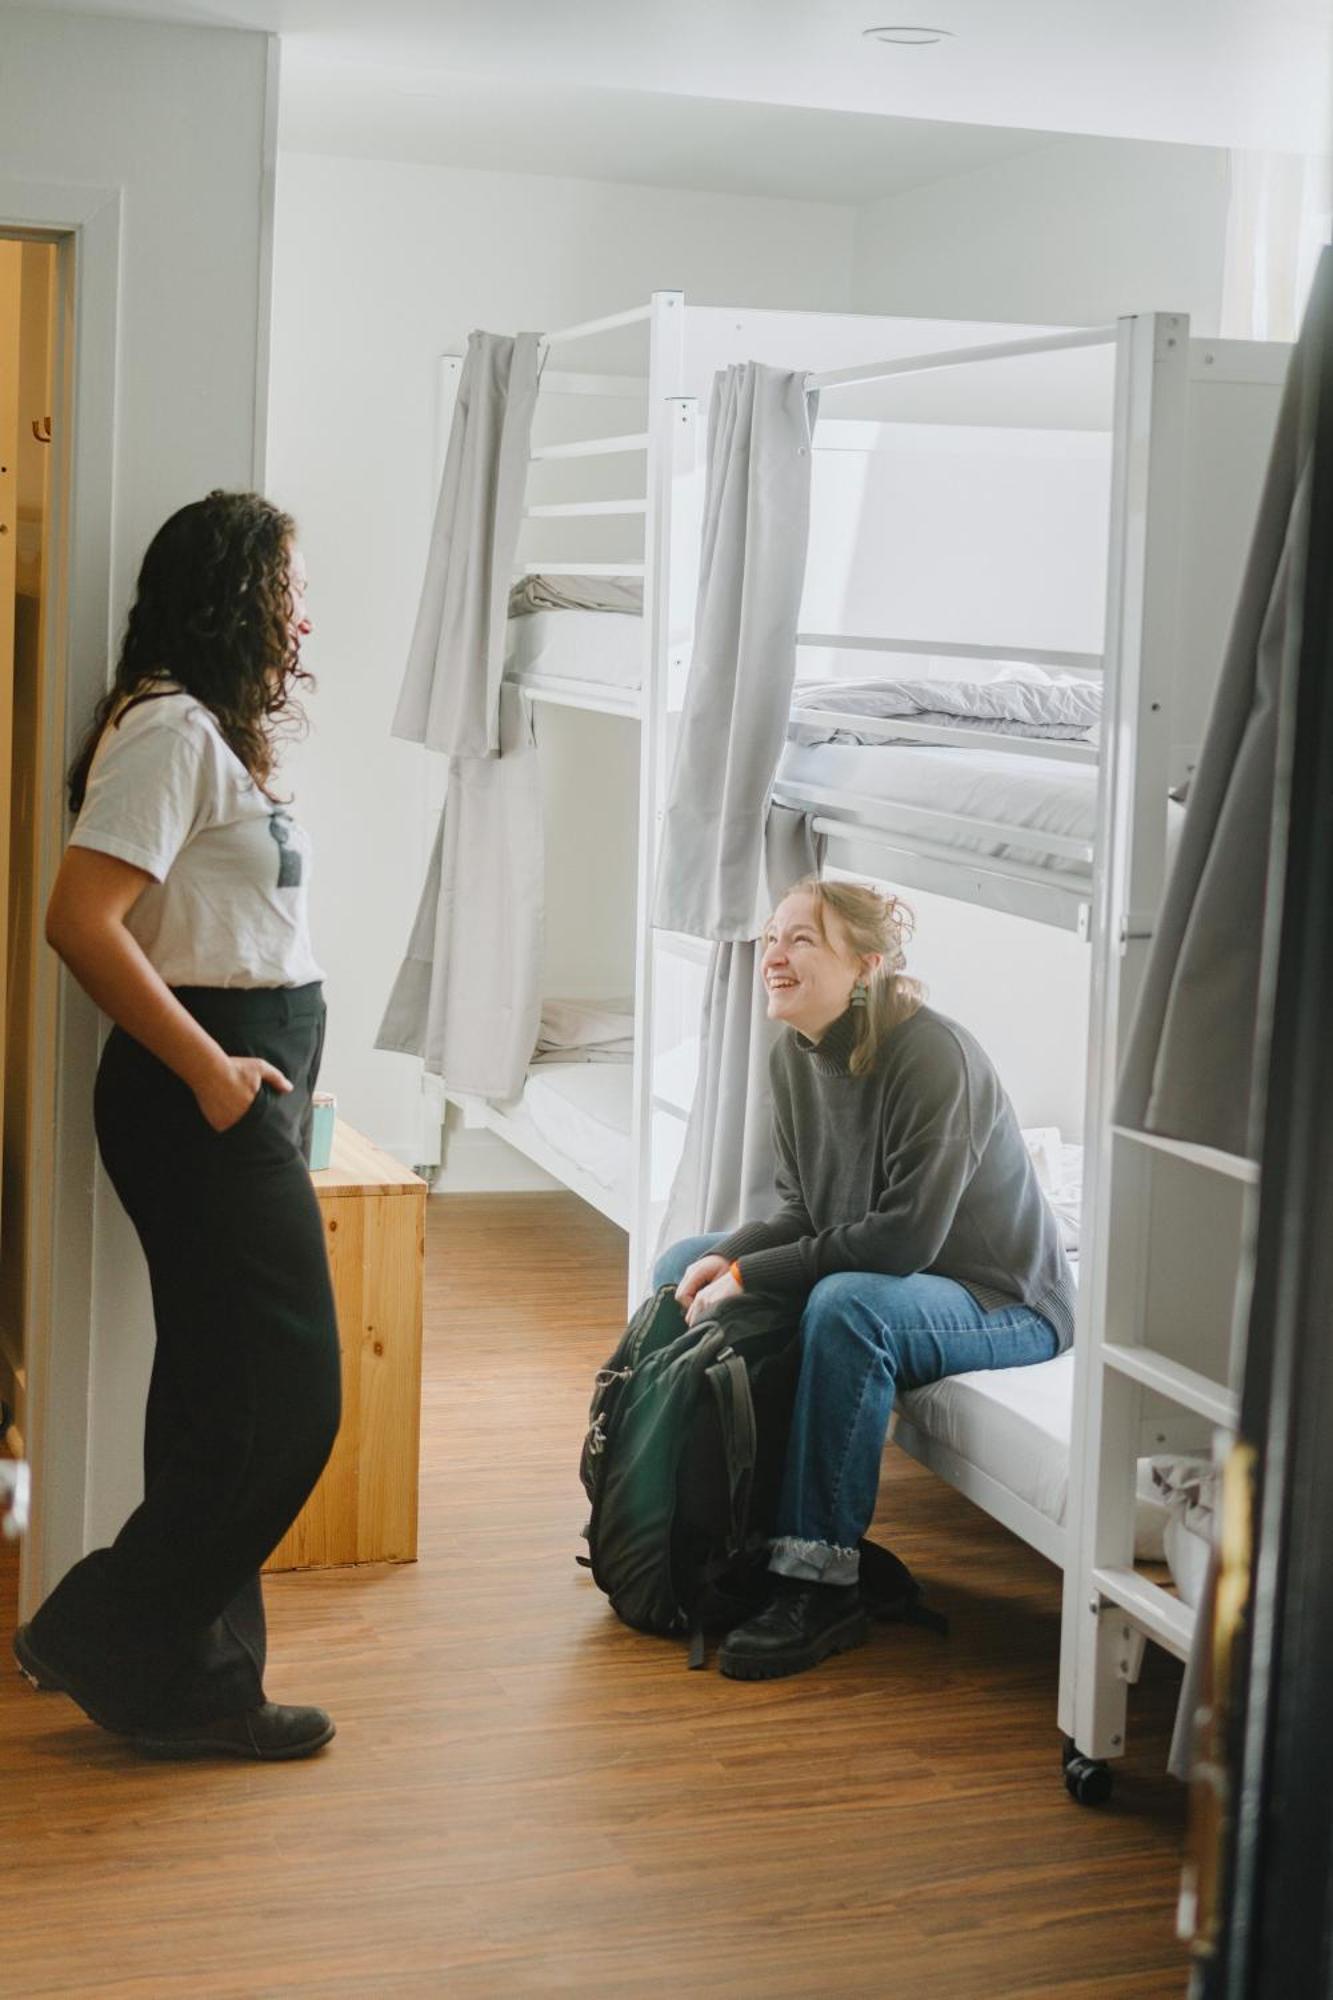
[858,1536,950,1636]
[706,1349,757,1553]
[898,1598,951,1637]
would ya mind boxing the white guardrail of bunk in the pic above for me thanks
[795,632,1104,678]
[771,781,1095,869]
[804,321,1121,392]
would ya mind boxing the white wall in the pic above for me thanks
[267,150,858,1181]
[2,11,275,617]
[853,135,1232,333]
[1,11,276,1566]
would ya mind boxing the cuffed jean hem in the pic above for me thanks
[769,1535,861,1587]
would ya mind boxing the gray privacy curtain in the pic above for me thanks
[378,686,543,1101]
[377,331,545,1102]
[392,331,540,757]
[658,808,819,1253]
[1115,252,1327,1159]
[654,364,815,942]
[652,363,818,1253]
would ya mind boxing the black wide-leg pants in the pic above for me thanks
[30,983,341,1731]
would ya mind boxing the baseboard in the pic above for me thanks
[429,1126,562,1195]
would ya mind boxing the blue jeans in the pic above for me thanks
[654,1232,1059,1586]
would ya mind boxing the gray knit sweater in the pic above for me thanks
[713,1004,1076,1350]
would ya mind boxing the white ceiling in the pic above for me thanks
[9,0,1332,200]
[279,66,1059,205]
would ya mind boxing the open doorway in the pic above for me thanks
[0,234,60,1481]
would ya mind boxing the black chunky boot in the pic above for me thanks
[718,1576,869,1681]
[132,1702,336,1761]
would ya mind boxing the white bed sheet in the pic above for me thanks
[898,1350,1168,1558]
[504,608,642,689]
[778,740,1097,875]
[520,1062,633,1193]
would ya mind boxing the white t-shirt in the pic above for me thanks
[70,688,324,990]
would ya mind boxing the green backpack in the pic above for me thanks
[579,1285,945,1666]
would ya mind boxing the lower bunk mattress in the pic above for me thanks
[512,1061,633,1197]
[895,1348,1169,1560]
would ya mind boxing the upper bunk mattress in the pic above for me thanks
[776,739,1098,876]
[505,608,642,690]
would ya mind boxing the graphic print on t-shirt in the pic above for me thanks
[268,810,304,888]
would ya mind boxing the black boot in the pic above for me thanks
[132,1702,336,1761]
[718,1576,869,1681]
[13,1623,132,1733]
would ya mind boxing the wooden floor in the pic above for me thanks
[2,1194,1190,1998]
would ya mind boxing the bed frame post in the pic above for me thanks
[1058,312,1191,1762]
[627,292,693,1304]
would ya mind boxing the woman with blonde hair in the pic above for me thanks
[655,875,1074,1680]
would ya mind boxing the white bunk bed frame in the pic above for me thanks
[437,296,1118,1274]
[788,313,1179,1571]
[776,311,1282,1785]
[426,297,1282,1783]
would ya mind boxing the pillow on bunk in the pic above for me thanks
[1021,1124,1063,1191]
[531,996,635,1066]
[789,674,1101,748]
[1022,1128,1083,1254]
[509,574,644,617]
[1047,1147,1084,1256]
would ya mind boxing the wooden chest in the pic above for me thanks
[266,1122,426,1571]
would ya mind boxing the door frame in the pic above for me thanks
[0,177,120,1613]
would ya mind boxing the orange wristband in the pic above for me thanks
[729,1261,744,1289]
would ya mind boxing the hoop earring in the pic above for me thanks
[850,981,869,1010]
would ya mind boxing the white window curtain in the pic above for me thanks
[1221,151,1332,342]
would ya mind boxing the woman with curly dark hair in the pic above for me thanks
[13,491,341,1761]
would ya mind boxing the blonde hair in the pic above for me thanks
[775,876,924,1076]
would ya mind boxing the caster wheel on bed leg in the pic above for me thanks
[1062,1736,1114,1806]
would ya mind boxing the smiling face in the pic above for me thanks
[761,889,882,1042]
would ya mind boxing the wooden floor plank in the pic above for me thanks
[2,1192,1190,1996]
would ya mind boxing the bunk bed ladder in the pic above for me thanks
[1058,312,1242,1800]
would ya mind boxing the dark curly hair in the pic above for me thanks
[68,490,311,814]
